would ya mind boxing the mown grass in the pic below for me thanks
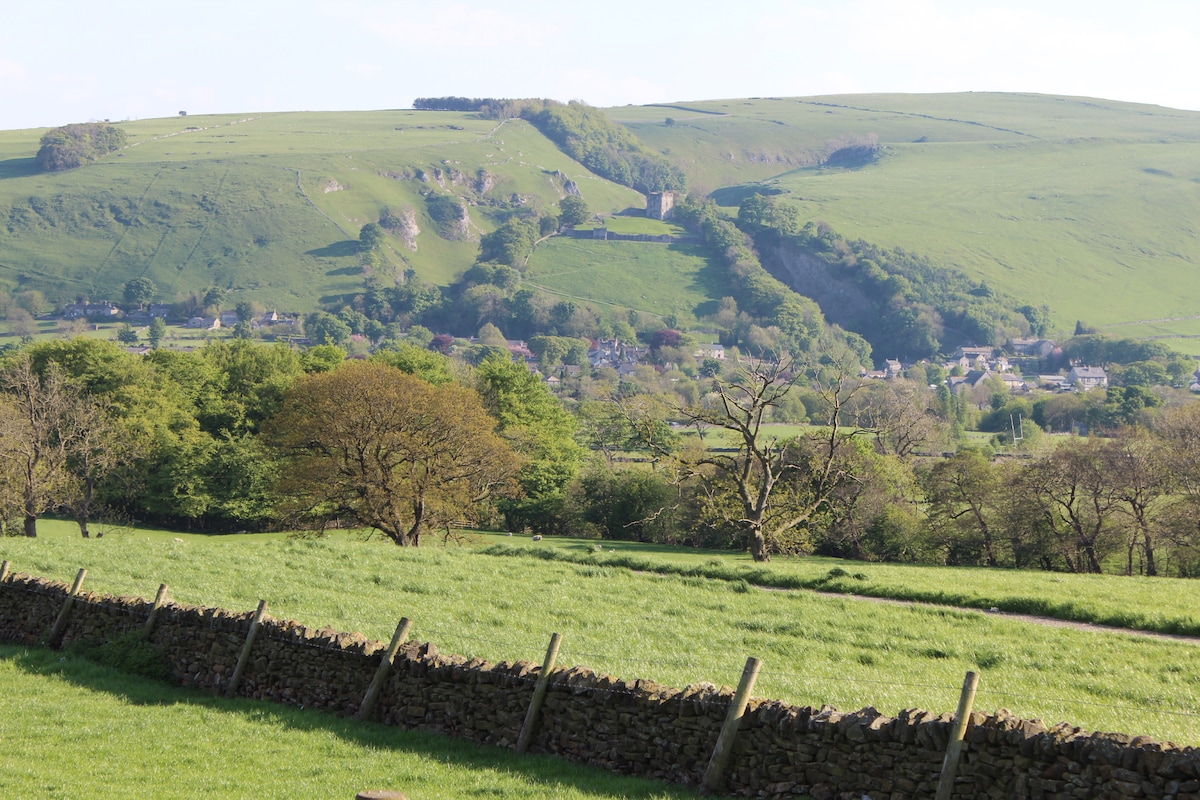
[5,527,1200,745]
[0,645,696,800]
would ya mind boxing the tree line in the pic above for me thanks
[413,96,687,194]
[0,338,577,542]
[6,333,1200,578]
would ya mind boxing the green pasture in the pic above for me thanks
[524,238,723,324]
[5,527,1200,745]
[6,94,1200,341]
[760,138,1200,333]
[573,216,689,236]
[0,646,693,800]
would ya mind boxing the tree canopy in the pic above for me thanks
[36,123,127,171]
[267,361,520,545]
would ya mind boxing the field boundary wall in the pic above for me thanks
[2,569,1198,799]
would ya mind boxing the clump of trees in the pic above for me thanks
[36,123,127,171]
[413,96,687,194]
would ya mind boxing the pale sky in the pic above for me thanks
[2,0,1199,130]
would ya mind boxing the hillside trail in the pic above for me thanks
[796,587,1200,645]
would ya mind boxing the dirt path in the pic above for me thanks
[805,588,1200,645]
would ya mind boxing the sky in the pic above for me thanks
[2,0,1199,130]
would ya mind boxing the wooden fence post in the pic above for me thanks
[225,600,268,698]
[516,632,562,754]
[355,618,413,721]
[46,569,88,648]
[700,656,762,796]
[935,670,980,800]
[142,584,170,638]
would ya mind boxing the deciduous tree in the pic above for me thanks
[267,362,519,545]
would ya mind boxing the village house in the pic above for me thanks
[949,345,995,371]
[187,316,221,330]
[1007,337,1058,358]
[694,343,726,361]
[62,301,121,320]
[1068,365,1108,390]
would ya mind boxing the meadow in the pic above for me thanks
[0,645,694,800]
[4,524,1200,748]
[6,93,1200,341]
[524,238,723,326]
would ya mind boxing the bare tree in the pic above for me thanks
[630,349,868,562]
[0,357,81,536]
[853,378,946,459]
[62,398,137,538]
[1017,439,1126,573]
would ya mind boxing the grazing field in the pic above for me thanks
[4,526,1200,746]
[524,238,723,325]
[0,645,693,800]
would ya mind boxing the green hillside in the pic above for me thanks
[4,94,1200,347]
[525,237,722,328]
[0,111,642,310]
[618,93,1200,340]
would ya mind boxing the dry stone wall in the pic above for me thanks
[3,570,1200,799]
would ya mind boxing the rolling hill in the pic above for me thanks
[0,111,643,311]
[619,93,1200,347]
[3,93,1200,349]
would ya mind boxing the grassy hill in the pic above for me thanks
[0,111,643,310]
[4,94,1200,349]
[617,93,1200,344]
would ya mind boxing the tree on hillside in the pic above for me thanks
[559,195,590,227]
[36,122,127,171]
[359,222,385,252]
[267,362,520,546]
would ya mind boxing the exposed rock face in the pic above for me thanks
[4,571,1198,799]
[394,208,420,251]
[761,239,874,333]
[475,169,495,194]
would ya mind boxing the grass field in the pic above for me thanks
[0,645,694,800]
[525,238,723,325]
[5,524,1200,747]
[6,93,1200,341]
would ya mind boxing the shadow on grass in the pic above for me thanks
[306,240,361,258]
[0,157,40,180]
[0,644,705,799]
